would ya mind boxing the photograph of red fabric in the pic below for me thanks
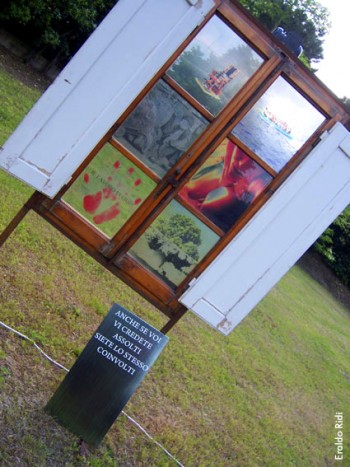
[179,140,272,232]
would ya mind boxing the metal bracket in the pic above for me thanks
[187,277,197,287]
[339,135,350,159]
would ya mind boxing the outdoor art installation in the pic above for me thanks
[0,0,349,335]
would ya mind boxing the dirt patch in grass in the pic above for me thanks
[0,44,51,92]
[298,249,350,311]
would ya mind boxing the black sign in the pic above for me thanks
[46,303,169,445]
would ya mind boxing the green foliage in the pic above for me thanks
[238,0,330,63]
[157,214,201,247]
[315,205,350,286]
[327,207,350,286]
[146,213,201,271]
[0,0,117,62]
[314,226,334,261]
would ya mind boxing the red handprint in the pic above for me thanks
[82,159,144,226]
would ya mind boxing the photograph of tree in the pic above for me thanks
[129,201,219,288]
[167,15,264,116]
[63,144,156,238]
[179,139,272,232]
[113,80,208,178]
[232,76,325,172]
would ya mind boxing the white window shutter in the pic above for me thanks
[0,0,215,197]
[180,122,350,335]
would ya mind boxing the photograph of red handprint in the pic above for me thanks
[63,144,156,238]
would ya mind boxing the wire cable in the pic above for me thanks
[0,320,185,467]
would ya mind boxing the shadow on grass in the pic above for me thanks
[297,249,350,312]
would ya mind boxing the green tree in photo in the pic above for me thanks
[157,214,201,250]
[146,213,202,272]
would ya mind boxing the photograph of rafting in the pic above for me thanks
[166,15,263,116]
[232,76,326,172]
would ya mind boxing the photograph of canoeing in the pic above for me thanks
[231,76,326,172]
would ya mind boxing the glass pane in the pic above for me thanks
[232,76,325,172]
[178,139,272,232]
[113,80,208,178]
[63,144,156,237]
[128,201,219,288]
[167,15,263,116]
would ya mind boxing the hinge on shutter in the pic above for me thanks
[187,277,197,287]
[339,135,350,159]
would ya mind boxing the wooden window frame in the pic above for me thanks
[8,0,350,330]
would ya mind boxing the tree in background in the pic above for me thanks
[312,99,350,287]
[0,0,329,70]
[314,207,350,287]
[238,0,330,66]
[0,0,116,67]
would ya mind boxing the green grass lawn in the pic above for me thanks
[0,56,350,466]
